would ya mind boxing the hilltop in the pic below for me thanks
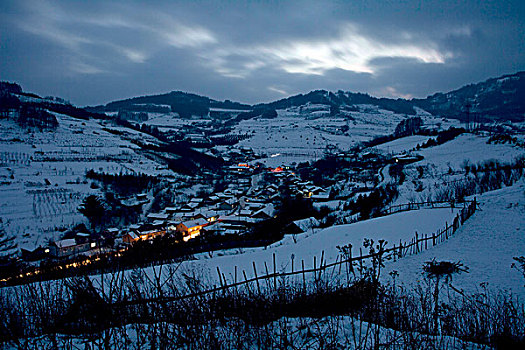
[85,71,525,122]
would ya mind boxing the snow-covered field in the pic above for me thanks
[417,133,524,171]
[130,207,461,288]
[384,181,525,299]
[390,133,525,204]
[0,114,172,253]
[232,105,458,166]
[373,134,434,154]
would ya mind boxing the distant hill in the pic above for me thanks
[0,82,106,128]
[3,71,524,124]
[88,91,252,118]
[93,71,524,122]
[255,89,416,115]
[413,71,525,122]
[254,71,525,122]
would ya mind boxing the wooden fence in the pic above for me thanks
[381,199,475,216]
[116,198,478,307]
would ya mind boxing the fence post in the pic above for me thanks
[393,244,396,261]
[264,262,270,289]
[359,248,364,272]
[217,266,223,289]
[302,260,306,292]
[234,266,238,295]
[222,273,227,293]
[242,270,249,295]
[320,250,325,280]
[252,262,260,294]
[348,245,353,273]
[273,253,277,290]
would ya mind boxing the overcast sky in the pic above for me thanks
[1,0,524,106]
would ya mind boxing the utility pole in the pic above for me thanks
[464,103,471,131]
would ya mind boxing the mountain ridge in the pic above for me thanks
[89,71,525,122]
[2,71,524,122]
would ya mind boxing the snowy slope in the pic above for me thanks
[127,207,461,287]
[0,114,173,253]
[232,106,458,167]
[383,181,525,299]
[417,133,524,171]
[373,135,434,154]
[392,133,525,204]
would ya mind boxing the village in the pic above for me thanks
[26,165,330,259]
[13,145,399,277]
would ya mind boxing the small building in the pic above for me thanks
[251,209,271,221]
[75,232,91,243]
[284,217,320,234]
[104,228,120,238]
[147,212,169,222]
[189,198,204,205]
[165,207,178,215]
[394,154,424,164]
[239,209,253,217]
[311,190,331,202]
[122,231,140,244]
[136,193,149,202]
[175,218,209,241]
[218,198,237,211]
[49,238,94,258]
[181,202,200,212]
[20,246,49,261]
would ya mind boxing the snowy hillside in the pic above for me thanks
[384,133,525,204]
[110,207,462,289]
[0,113,173,254]
[384,181,525,298]
[232,105,458,166]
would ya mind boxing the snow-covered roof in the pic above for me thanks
[138,229,160,236]
[251,203,275,218]
[220,215,256,224]
[225,198,237,205]
[182,218,208,228]
[292,217,320,233]
[147,213,169,220]
[125,231,139,240]
[54,239,77,248]
[184,202,200,209]
[312,192,330,200]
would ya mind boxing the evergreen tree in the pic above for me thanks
[78,195,106,229]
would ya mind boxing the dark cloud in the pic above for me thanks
[1,0,524,106]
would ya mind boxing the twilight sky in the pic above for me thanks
[1,0,524,106]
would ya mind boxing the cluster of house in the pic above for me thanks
[129,184,278,244]
[21,163,331,261]
[274,171,332,201]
